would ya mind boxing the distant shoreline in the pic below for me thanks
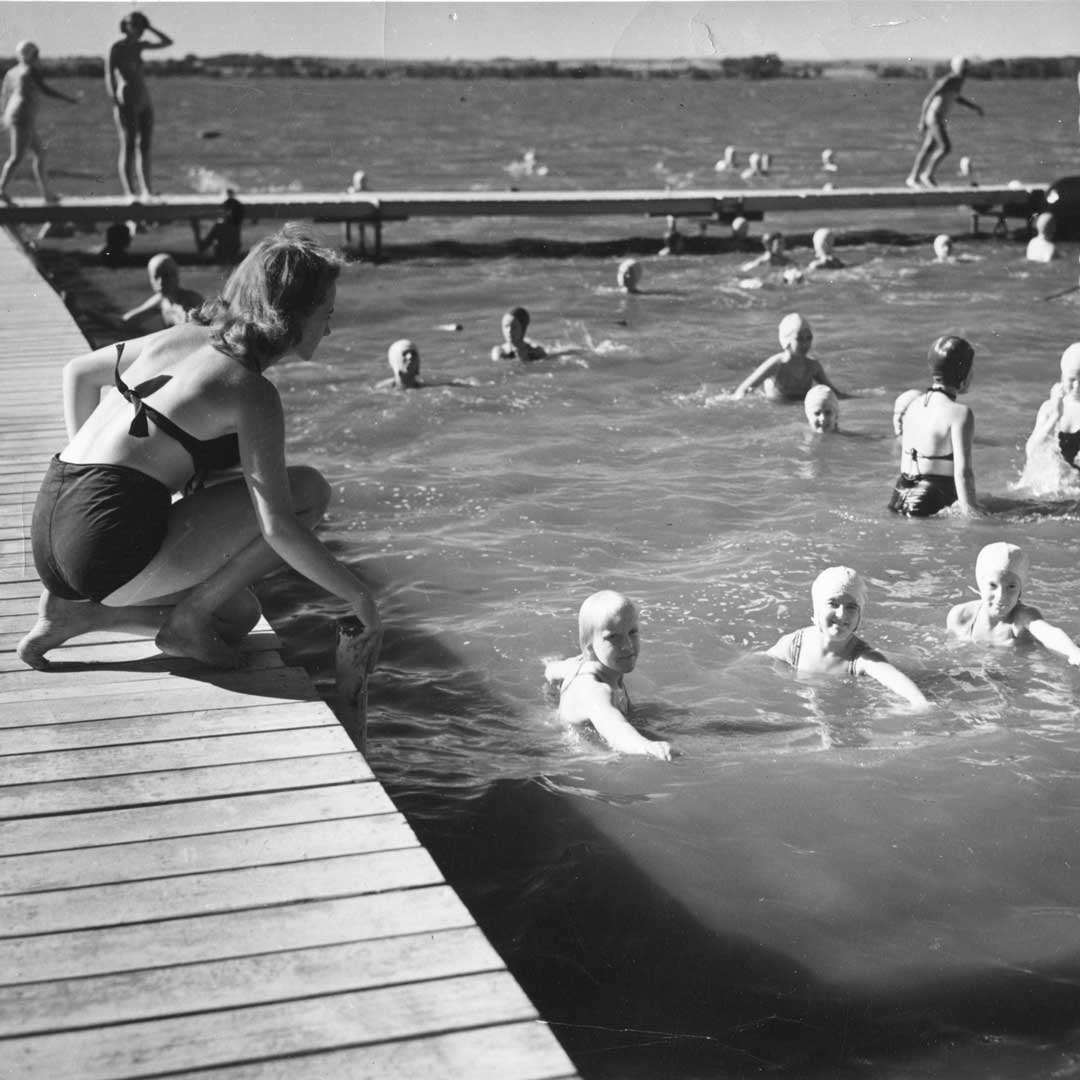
[36,55,1080,81]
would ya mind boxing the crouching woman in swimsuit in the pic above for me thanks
[19,225,380,670]
[889,334,978,517]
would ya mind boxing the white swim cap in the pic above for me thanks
[778,312,809,345]
[731,216,749,237]
[812,227,833,256]
[933,234,952,259]
[1060,342,1080,376]
[811,566,867,618]
[950,55,968,75]
[388,338,418,368]
[975,542,1029,592]
[617,258,642,289]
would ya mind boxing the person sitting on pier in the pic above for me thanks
[18,225,381,672]
[0,40,79,204]
[544,590,672,760]
[888,334,978,517]
[1025,212,1057,263]
[191,193,244,264]
[107,11,173,200]
[491,306,547,362]
[378,338,423,390]
[947,542,1080,664]
[807,227,844,271]
[905,55,984,189]
[616,258,642,293]
[734,312,847,402]
[121,253,204,328]
[740,230,790,272]
[804,385,839,432]
[766,566,929,708]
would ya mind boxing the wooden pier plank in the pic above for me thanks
[0,224,578,1078]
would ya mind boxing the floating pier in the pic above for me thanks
[0,182,1046,257]
[0,226,578,1079]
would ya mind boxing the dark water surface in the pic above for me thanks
[24,74,1080,1077]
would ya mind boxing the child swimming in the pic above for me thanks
[804,385,839,432]
[544,590,672,761]
[889,335,978,517]
[1025,212,1057,263]
[121,253,204,328]
[739,230,790,273]
[1020,341,1080,491]
[807,227,844,271]
[734,313,847,402]
[378,338,423,390]
[767,566,929,707]
[947,542,1080,664]
[616,258,642,293]
[491,306,547,362]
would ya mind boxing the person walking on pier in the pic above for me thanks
[107,11,172,199]
[0,41,78,203]
[905,55,983,189]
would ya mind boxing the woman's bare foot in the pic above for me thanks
[17,590,105,669]
[156,606,240,669]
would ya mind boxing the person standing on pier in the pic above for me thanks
[905,55,983,189]
[106,11,172,199]
[0,41,78,203]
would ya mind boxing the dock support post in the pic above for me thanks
[334,616,380,752]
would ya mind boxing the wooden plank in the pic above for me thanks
[0,701,337,754]
[0,925,499,1037]
[0,671,320,725]
[0,752,372,817]
[0,183,1046,227]
[162,1024,579,1080]
[0,726,358,784]
[0,847,443,936]
[0,813,416,893]
[0,783,395,856]
[1,971,539,1080]
[0,884,475,982]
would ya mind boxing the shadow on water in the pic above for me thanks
[257,564,1080,1080]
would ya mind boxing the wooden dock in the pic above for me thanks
[0,226,578,1079]
[0,182,1046,256]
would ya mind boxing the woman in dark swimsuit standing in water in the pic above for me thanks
[889,335,979,517]
[19,225,381,670]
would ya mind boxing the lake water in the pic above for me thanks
[24,74,1080,1077]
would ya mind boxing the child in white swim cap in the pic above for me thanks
[616,258,642,293]
[1021,341,1080,491]
[807,227,844,271]
[766,566,929,706]
[734,312,847,402]
[947,542,1080,663]
[378,338,423,390]
[804,385,839,432]
[544,590,671,760]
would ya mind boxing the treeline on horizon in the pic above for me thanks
[37,54,1080,80]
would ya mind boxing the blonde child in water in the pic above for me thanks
[947,542,1080,664]
[804,385,839,432]
[121,253,204,329]
[734,313,847,402]
[544,590,672,761]
[767,566,929,707]
[1020,342,1080,490]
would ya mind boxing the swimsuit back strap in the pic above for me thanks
[789,628,803,669]
[113,343,202,456]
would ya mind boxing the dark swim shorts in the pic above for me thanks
[31,455,172,602]
[887,473,958,517]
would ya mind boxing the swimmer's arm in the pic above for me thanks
[1024,394,1063,455]
[946,600,977,638]
[120,292,165,325]
[951,406,979,515]
[31,69,78,105]
[563,680,671,760]
[809,360,849,399]
[765,634,795,665]
[733,356,780,398]
[856,654,930,708]
[142,24,174,50]
[956,94,983,116]
[1022,610,1080,665]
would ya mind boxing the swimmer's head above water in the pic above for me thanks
[928,334,974,390]
[578,590,640,673]
[804,385,839,432]
[812,227,834,259]
[975,542,1029,610]
[146,252,179,291]
[811,565,866,637]
[387,338,421,386]
[933,234,953,261]
[616,258,642,293]
[778,311,812,353]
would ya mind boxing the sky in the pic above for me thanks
[2,1,1079,62]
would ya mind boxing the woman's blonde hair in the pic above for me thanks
[197,224,343,371]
